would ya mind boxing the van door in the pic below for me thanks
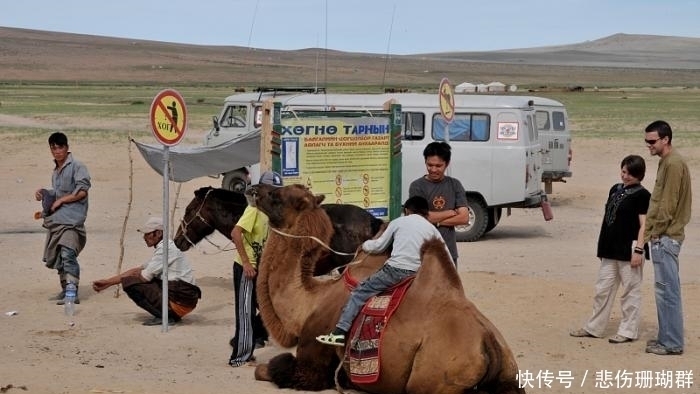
[525,113,543,200]
[536,106,572,193]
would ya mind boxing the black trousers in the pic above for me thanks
[229,262,268,366]
[122,277,200,320]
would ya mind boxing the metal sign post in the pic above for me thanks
[149,89,187,332]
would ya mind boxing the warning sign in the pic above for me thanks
[439,78,455,123]
[150,89,187,146]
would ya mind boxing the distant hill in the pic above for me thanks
[0,27,698,88]
[425,34,700,69]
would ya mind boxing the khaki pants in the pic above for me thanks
[584,258,643,339]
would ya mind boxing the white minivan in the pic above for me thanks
[204,90,547,241]
[275,93,544,241]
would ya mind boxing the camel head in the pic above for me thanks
[252,183,325,229]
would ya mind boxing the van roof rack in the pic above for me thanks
[254,87,326,100]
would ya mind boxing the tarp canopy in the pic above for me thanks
[132,130,261,182]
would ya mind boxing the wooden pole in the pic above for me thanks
[259,99,274,173]
[115,135,135,298]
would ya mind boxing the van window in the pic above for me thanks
[535,110,550,130]
[432,113,490,142]
[527,115,537,142]
[402,112,425,140]
[552,111,566,131]
[220,105,247,128]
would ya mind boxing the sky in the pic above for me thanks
[3,0,700,55]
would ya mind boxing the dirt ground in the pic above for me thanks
[0,122,698,394]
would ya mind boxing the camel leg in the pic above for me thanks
[261,340,341,390]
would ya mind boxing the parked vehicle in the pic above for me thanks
[203,87,325,192]
[204,89,549,240]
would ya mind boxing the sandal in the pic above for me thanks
[569,328,595,338]
[316,332,346,347]
[608,334,632,344]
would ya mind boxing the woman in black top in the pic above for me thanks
[570,155,650,343]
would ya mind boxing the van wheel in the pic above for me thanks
[485,207,502,233]
[456,197,488,242]
[222,171,248,194]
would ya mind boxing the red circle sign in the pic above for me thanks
[439,78,455,123]
[150,89,187,146]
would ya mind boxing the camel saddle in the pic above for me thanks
[342,269,415,384]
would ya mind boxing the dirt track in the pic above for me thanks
[0,127,698,393]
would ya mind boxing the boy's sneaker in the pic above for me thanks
[316,328,347,347]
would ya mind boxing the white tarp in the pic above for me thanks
[133,130,261,182]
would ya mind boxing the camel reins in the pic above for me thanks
[269,227,356,256]
[268,227,368,280]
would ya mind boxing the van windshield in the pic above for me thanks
[220,105,247,128]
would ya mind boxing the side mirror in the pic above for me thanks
[212,116,220,134]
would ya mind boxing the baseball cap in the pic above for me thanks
[259,171,283,187]
[137,217,164,233]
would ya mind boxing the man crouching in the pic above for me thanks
[92,217,201,326]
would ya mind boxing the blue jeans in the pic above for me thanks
[336,264,415,332]
[650,236,684,351]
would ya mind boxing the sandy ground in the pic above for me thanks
[0,125,698,394]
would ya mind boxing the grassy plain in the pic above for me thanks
[2,84,700,145]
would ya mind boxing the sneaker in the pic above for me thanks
[645,343,683,356]
[646,339,658,347]
[608,334,633,344]
[48,291,65,301]
[56,297,80,305]
[316,329,347,347]
[569,328,596,338]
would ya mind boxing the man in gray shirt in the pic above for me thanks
[35,132,91,304]
[409,141,468,265]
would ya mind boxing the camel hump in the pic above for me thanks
[417,237,462,289]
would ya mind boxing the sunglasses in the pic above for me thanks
[645,138,662,145]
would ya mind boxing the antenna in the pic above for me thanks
[324,0,328,94]
[247,0,260,49]
[381,4,396,91]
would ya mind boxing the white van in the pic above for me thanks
[203,88,325,192]
[204,90,547,241]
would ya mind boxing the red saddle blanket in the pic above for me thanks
[343,269,415,384]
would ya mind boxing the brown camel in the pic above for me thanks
[254,184,524,394]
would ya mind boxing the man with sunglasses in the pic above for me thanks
[643,120,692,356]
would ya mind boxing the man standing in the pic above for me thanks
[228,171,283,367]
[643,120,692,356]
[409,141,468,265]
[92,217,201,326]
[36,132,91,304]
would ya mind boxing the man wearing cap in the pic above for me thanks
[228,170,282,367]
[92,217,201,326]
